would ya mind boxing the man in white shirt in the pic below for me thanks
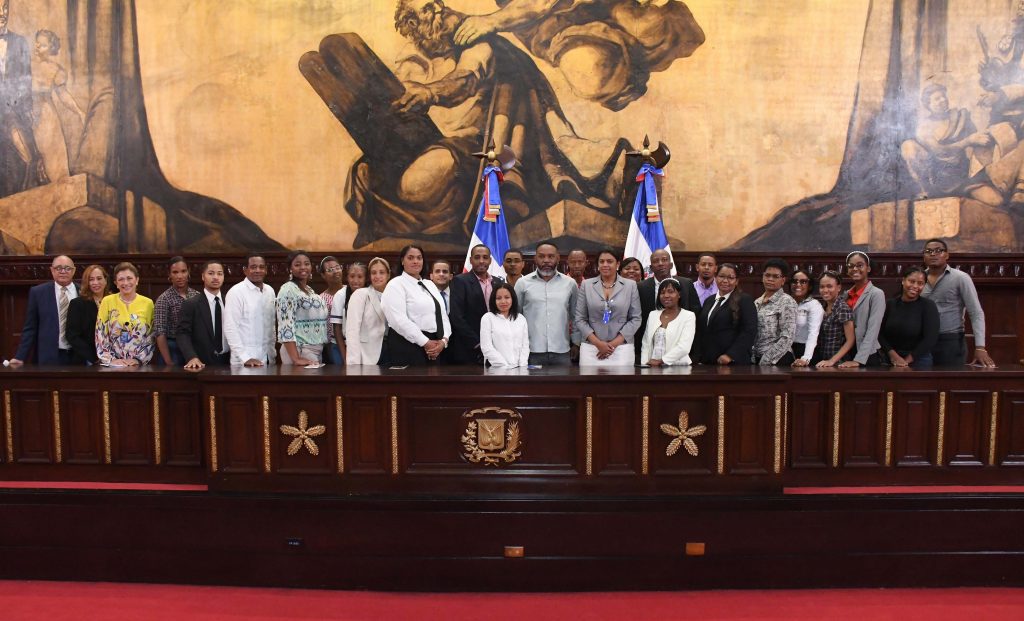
[515,242,579,366]
[223,254,277,367]
[429,259,452,314]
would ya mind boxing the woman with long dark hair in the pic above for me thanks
[276,250,328,365]
[695,263,756,365]
[479,283,530,368]
[67,264,109,364]
[381,245,451,365]
[790,269,824,367]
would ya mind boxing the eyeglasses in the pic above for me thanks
[923,248,946,255]
[762,273,784,280]
[717,274,738,281]
[791,279,810,285]
[846,263,867,270]
[51,266,74,273]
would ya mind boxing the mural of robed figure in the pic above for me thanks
[302,0,704,250]
[0,0,46,199]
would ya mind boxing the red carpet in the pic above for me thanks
[784,485,1024,494]
[1,582,1022,620]
[0,481,208,491]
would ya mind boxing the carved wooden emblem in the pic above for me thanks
[280,410,325,456]
[461,407,522,467]
[660,410,706,457]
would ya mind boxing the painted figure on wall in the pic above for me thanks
[303,0,704,251]
[31,28,85,183]
[0,0,46,199]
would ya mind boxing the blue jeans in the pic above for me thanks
[325,343,344,365]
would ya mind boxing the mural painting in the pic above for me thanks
[1,1,1023,256]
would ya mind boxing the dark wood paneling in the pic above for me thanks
[893,390,938,467]
[999,390,1024,467]
[10,389,53,464]
[270,395,336,476]
[59,389,103,464]
[344,395,390,475]
[650,395,718,476]
[945,390,990,467]
[109,390,154,466]
[725,394,775,476]
[217,395,262,474]
[162,391,202,467]
[592,395,638,476]
[788,391,831,469]
[841,390,885,468]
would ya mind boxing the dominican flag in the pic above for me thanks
[464,164,511,278]
[623,162,675,276]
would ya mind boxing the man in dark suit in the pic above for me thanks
[10,255,77,365]
[634,249,700,363]
[449,244,504,364]
[178,261,230,370]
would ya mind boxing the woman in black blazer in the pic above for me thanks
[66,264,110,364]
[695,263,757,365]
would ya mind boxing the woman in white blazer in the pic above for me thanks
[640,279,696,366]
[479,283,530,368]
[345,257,390,365]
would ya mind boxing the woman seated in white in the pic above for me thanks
[479,283,530,369]
[640,279,696,366]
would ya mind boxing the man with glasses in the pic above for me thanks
[751,258,797,365]
[9,256,77,365]
[921,239,995,367]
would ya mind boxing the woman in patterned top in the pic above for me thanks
[95,262,155,366]
[813,271,855,367]
[277,250,328,366]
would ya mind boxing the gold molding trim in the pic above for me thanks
[208,396,218,473]
[884,392,893,467]
[832,392,840,468]
[989,391,999,467]
[585,397,593,476]
[661,411,706,457]
[936,391,946,466]
[102,391,111,465]
[773,395,782,474]
[3,390,12,462]
[641,396,650,475]
[262,396,271,473]
[52,391,62,464]
[336,396,344,474]
[717,395,725,475]
[390,396,398,475]
[152,392,161,465]
[280,410,325,456]
[783,392,789,468]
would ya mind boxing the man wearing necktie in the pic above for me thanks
[429,259,452,314]
[0,0,47,198]
[9,255,77,365]
[178,261,231,369]
[449,245,503,364]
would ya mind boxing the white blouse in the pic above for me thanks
[794,297,825,361]
[381,272,452,347]
[479,313,530,368]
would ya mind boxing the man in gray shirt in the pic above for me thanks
[515,241,579,366]
[921,238,996,367]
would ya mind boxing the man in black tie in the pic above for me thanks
[0,0,46,198]
[449,244,503,364]
[634,249,700,363]
[178,260,230,369]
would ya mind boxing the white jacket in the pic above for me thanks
[640,309,696,365]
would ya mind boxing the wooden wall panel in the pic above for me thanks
[10,389,53,464]
[893,391,938,467]
[217,395,262,474]
[841,391,885,468]
[269,396,335,476]
[162,391,202,467]
[998,390,1024,467]
[593,396,638,476]
[344,396,390,475]
[108,390,154,466]
[59,389,102,464]
[725,395,774,476]
[945,390,989,468]
[789,391,831,469]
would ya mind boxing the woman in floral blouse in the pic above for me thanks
[95,262,155,366]
[277,250,328,365]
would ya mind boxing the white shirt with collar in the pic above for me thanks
[707,291,731,325]
[381,272,452,347]
[54,281,78,349]
[223,278,276,365]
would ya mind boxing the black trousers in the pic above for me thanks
[384,327,439,366]
[932,332,966,366]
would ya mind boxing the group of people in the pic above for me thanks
[7,239,996,371]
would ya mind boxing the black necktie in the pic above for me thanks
[708,296,725,325]
[418,281,443,339]
[214,296,223,353]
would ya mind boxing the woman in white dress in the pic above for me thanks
[345,257,391,366]
[640,279,696,366]
[479,283,530,369]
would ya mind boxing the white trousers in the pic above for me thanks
[579,342,635,367]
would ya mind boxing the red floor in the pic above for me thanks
[1,582,1022,620]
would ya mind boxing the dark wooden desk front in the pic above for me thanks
[2,365,1022,492]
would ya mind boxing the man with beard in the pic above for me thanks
[0,0,46,198]
[515,241,579,366]
[322,0,631,248]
